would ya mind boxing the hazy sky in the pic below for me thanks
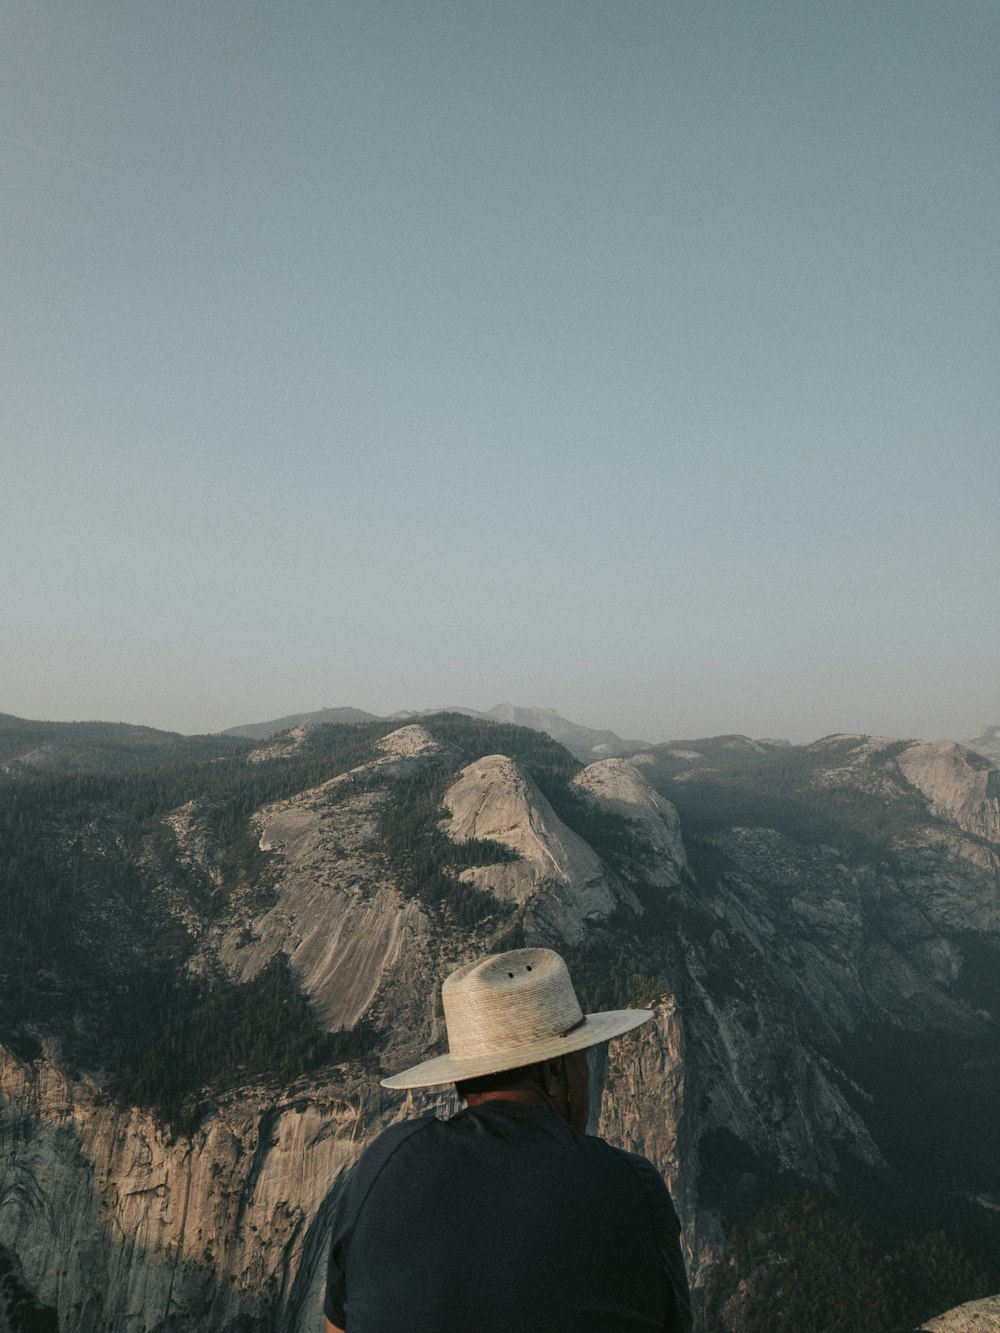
[3,1,997,744]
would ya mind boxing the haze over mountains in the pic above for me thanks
[964,725,1000,766]
[224,702,655,762]
[4,696,995,773]
[222,700,1000,768]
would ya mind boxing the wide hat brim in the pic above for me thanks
[380,1008,654,1090]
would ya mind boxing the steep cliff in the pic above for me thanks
[0,1046,387,1333]
[215,776,428,1033]
[896,740,1000,845]
[572,757,688,887]
[440,753,623,941]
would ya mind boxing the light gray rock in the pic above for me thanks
[897,741,1000,844]
[440,754,621,942]
[918,1293,1000,1330]
[572,757,689,886]
[247,724,312,763]
[373,723,442,760]
[207,725,446,1034]
[216,782,428,1033]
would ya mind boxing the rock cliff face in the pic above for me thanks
[0,1046,381,1332]
[1,715,999,1331]
[440,754,625,942]
[214,725,447,1032]
[216,781,425,1033]
[896,740,1000,845]
[572,757,688,887]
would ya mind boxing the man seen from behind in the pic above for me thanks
[324,947,692,1333]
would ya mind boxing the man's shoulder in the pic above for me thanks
[597,1142,681,1235]
[358,1112,439,1167]
[372,1111,440,1144]
[331,1114,437,1219]
[606,1142,668,1189]
[585,1133,655,1173]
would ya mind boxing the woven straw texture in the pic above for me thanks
[381,947,654,1090]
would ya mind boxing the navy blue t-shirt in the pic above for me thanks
[324,1100,692,1333]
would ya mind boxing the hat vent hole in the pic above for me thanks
[508,972,514,978]
[526,965,531,971]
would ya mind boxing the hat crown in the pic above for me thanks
[442,948,583,1061]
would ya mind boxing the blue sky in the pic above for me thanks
[3,0,997,742]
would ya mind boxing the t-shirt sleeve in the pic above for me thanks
[624,1153,693,1333]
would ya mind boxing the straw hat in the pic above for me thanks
[381,947,655,1090]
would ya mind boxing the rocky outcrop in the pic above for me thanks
[897,741,1000,844]
[573,758,689,886]
[709,826,991,1037]
[373,723,442,760]
[807,733,909,799]
[246,719,441,772]
[248,725,312,764]
[440,754,622,942]
[916,1294,1000,1330]
[675,907,883,1181]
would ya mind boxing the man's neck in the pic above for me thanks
[464,1088,569,1122]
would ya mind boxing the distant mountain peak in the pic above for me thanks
[222,707,379,741]
[221,702,653,762]
[964,725,1000,765]
[477,703,652,761]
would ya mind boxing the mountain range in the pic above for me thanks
[224,702,999,768]
[1,707,999,1331]
[224,701,654,762]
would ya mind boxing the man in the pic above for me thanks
[324,947,692,1332]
